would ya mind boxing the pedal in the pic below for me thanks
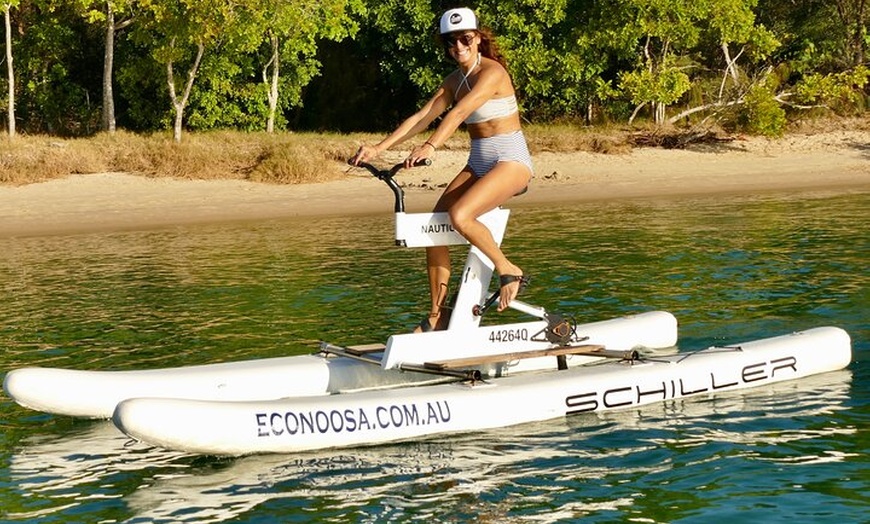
[529,313,577,345]
[544,314,574,345]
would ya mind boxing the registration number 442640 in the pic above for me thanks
[488,328,529,343]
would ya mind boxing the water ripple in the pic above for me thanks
[0,190,867,522]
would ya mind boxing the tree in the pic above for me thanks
[132,0,242,141]
[0,0,866,136]
[705,0,778,97]
[3,0,18,138]
[609,0,786,127]
[361,0,610,122]
[72,0,135,133]
[547,2,637,124]
[254,0,361,132]
[480,0,583,121]
[833,0,868,68]
[3,2,102,134]
[613,0,708,124]
[666,0,779,125]
[363,0,442,97]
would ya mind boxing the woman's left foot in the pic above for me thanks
[413,308,452,333]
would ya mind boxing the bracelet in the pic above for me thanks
[423,141,436,151]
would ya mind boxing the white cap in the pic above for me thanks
[439,8,477,34]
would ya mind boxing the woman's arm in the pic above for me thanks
[352,83,454,165]
[402,62,507,167]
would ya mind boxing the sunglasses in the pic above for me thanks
[443,32,476,49]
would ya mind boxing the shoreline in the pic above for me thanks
[0,130,868,238]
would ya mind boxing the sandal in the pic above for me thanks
[499,273,530,299]
[416,310,450,333]
[417,315,439,333]
[474,274,530,316]
[414,283,454,333]
[415,300,454,333]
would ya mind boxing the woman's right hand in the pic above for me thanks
[351,145,379,166]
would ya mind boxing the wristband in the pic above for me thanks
[423,141,436,151]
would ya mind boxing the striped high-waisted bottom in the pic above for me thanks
[467,130,534,178]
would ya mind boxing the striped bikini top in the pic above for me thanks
[455,54,519,124]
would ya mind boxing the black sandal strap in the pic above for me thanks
[418,317,435,332]
[499,274,530,291]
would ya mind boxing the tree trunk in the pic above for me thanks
[265,34,280,133]
[102,3,116,133]
[166,39,205,143]
[628,102,646,125]
[654,101,666,125]
[4,4,14,138]
[172,95,183,142]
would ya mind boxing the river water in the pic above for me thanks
[1,188,867,523]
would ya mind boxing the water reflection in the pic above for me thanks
[4,371,852,523]
[1,189,867,522]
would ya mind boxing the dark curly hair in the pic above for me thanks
[476,27,507,69]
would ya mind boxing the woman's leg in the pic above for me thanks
[447,161,531,311]
[415,169,478,332]
[419,246,450,330]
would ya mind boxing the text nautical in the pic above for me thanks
[422,223,455,234]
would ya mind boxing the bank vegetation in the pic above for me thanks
[3,116,867,185]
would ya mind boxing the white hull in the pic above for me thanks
[113,326,851,455]
[3,311,677,418]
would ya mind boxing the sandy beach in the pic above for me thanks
[1,130,867,237]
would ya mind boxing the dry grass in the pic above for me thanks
[0,126,639,185]
[0,130,372,185]
[0,116,866,185]
[524,123,635,154]
[785,115,870,134]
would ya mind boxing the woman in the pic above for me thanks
[351,7,533,332]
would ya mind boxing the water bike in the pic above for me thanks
[3,161,851,455]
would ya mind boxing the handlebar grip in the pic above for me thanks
[347,158,432,178]
[346,158,432,167]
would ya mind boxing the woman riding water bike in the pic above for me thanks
[351,7,532,332]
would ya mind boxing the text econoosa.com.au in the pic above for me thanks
[256,400,452,437]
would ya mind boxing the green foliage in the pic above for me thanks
[619,65,692,106]
[8,2,103,134]
[794,65,869,112]
[257,0,363,129]
[740,81,786,136]
[365,0,442,95]
[481,0,569,84]
[1,0,867,137]
[187,51,263,130]
[116,38,170,131]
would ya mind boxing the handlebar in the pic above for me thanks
[347,158,431,213]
